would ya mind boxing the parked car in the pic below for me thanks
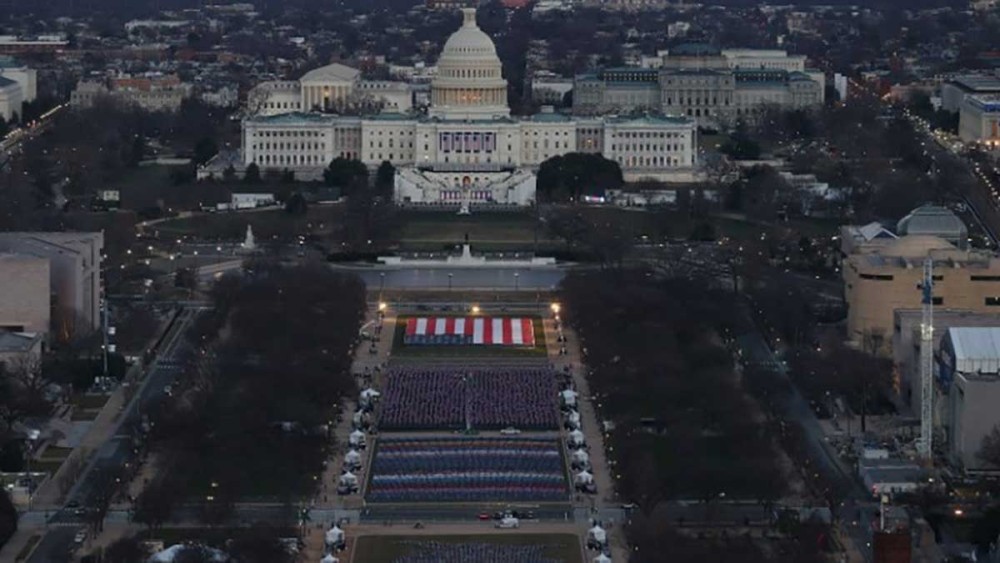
[495,516,520,529]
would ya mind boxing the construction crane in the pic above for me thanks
[917,257,934,461]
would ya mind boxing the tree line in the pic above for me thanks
[133,263,366,529]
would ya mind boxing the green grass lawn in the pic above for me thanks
[72,394,110,410]
[38,446,73,461]
[70,409,100,421]
[391,316,547,358]
[397,210,547,244]
[29,460,64,474]
[153,205,343,240]
[353,534,582,563]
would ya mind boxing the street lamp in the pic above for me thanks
[471,305,480,314]
[550,303,561,315]
[514,272,519,291]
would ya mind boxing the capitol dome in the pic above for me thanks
[430,8,509,119]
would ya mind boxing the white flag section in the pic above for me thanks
[404,317,536,346]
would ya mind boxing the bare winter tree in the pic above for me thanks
[978,425,1000,468]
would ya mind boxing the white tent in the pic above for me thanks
[324,525,345,547]
[575,470,594,486]
[359,388,380,408]
[593,554,612,563]
[348,430,366,447]
[320,555,339,563]
[344,449,362,466]
[339,472,358,487]
[565,410,581,428]
[588,524,608,545]
[560,389,578,407]
[568,429,585,446]
[571,450,590,464]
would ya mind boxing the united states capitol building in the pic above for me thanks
[239,8,698,206]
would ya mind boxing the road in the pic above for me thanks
[51,309,196,523]
[737,322,876,561]
[25,527,83,563]
[0,104,66,172]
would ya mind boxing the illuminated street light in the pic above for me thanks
[550,303,561,315]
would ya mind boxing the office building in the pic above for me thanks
[573,45,824,123]
[0,254,51,334]
[0,232,103,336]
[943,327,1000,470]
[959,95,1000,147]
[843,234,1000,351]
[941,75,1000,113]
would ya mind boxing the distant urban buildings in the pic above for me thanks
[941,75,1000,113]
[573,45,824,124]
[530,71,574,105]
[425,0,478,9]
[0,34,68,55]
[70,74,192,113]
[0,75,22,122]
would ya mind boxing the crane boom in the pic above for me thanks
[917,257,934,460]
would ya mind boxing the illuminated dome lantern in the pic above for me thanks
[429,8,509,120]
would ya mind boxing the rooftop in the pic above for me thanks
[300,63,361,84]
[605,114,692,126]
[0,331,42,355]
[951,75,1000,91]
[668,43,722,57]
[246,112,342,124]
[896,204,968,238]
[946,327,1000,374]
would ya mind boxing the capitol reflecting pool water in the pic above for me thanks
[350,268,566,290]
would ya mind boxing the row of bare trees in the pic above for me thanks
[132,263,365,532]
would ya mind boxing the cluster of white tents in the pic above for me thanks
[559,389,578,409]
[319,523,345,563]
[564,409,581,431]
[337,471,359,494]
[359,387,381,410]
[344,448,362,471]
[348,429,367,449]
[587,523,612,561]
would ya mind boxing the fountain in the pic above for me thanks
[240,225,256,252]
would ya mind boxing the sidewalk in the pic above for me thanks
[0,526,44,563]
[319,310,396,507]
[31,383,130,509]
